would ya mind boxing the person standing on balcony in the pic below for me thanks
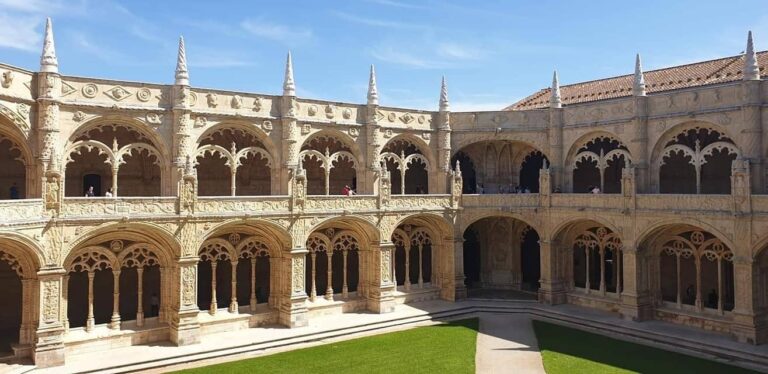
[105,187,114,197]
[85,186,95,197]
[9,183,18,199]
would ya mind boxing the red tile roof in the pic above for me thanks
[505,51,768,111]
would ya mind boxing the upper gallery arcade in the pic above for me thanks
[1,18,768,369]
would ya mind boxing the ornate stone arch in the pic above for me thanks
[64,246,117,272]
[200,218,293,255]
[117,243,163,269]
[0,102,31,140]
[0,231,45,272]
[565,131,631,193]
[195,121,279,162]
[300,130,364,195]
[66,222,181,262]
[198,238,236,262]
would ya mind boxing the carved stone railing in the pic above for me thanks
[636,194,732,213]
[461,194,539,208]
[549,194,624,209]
[304,195,377,211]
[388,194,452,210]
[752,195,768,213]
[61,197,177,217]
[196,196,290,215]
[0,199,43,222]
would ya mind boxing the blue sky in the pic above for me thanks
[1,0,766,110]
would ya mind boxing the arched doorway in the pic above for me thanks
[462,217,540,294]
[452,141,548,194]
[0,252,22,353]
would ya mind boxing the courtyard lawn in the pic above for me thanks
[176,318,479,374]
[533,320,757,374]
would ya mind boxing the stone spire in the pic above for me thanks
[550,70,562,108]
[744,31,760,81]
[367,64,378,105]
[439,76,450,112]
[633,53,646,96]
[40,17,58,73]
[283,51,296,96]
[175,36,189,85]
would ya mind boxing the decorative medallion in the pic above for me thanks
[189,91,198,106]
[82,83,98,98]
[137,88,152,102]
[384,129,393,138]
[228,233,241,245]
[422,132,431,140]
[325,104,335,119]
[109,240,124,253]
[342,108,352,120]
[492,114,507,125]
[206,92,218,108]
[308,105,318,117]
[104,86,132,101]
[387,112,396,122]
[60,81,76,96]
[262,120,273,130]
[399,112,414,124]
[72,111,86,122]
[418,115,425,124]
[301,124,311,134]
[349,127,359,137]
[253,97,263,112]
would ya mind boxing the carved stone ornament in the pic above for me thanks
[109,240,124,253]
[104,86,132,101]
[206,92,218,108]
[60,81,76,96]
[400,112,414,124]
[42,281,60,323]
[182,266,196,305]
[82,83,98,98]
[194,116,207,128]
[16,103,29,119]
[384,129,393,138]
[1,70,12,88]
[301,124,311,135]
[422,132,431,140]
[262,120,273,130]
[387,112,396,122]
[349,127,359,137]
[492,114,508,125]
[253,97,263,112]
[228,233,241,245]
[308,105,318,117]
[146,113,162,125]
[137,88,152,102]
[325,104,335,119]
[342,108,352,120]
[292,256,305,293]
[73,110,86,122]
[231,95,243,109]
[418,115,425,124]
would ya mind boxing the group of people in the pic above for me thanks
[475,183,532,194]
[84,186,114,197]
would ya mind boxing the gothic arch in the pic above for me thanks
[451,140,549,194]
[0,231,45,271]
[300,130,364,195]
[650,121,741,194]
[390,213,454,242]
[380,134,433,194]
[0,118,35,199]
[195,122,278,161]
[201,219,292,257]
[565,131,631,193]
[306,215,380,245]
[67,116,170,161]
[635,218,735,254]
[550,217,623,244]
[66,222,181,261]
[461,212,541,238]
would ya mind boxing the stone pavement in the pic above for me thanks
[475,313,545,374]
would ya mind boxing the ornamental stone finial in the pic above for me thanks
[367,64,378,105]
[283,51,296,96]
[633,53,646,96]
[744,31,760,81]
[40,17,58,73]
[439,76,449,112]
[550,70,562,108]
[175,36,189,85]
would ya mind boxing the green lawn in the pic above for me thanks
[533,320,757,374]
[176,318,479,374]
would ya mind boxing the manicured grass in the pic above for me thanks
[177,318,479,374]
[532,320,757,374]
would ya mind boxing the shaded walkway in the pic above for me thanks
[476,313,544,374]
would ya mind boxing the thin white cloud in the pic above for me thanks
[70,32,128,62]
[371,46,449,69]
[366,0,425,9]
[0,0,68,14]
[241,19,313,44]
[332,11,429,30]
[0,13,42,52]
[436,42,484,60]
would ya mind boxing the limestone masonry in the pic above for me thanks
[0,18,766,368]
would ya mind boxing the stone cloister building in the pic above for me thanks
[0,19,766,367]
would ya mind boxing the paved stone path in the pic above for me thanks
[475,313,545,374]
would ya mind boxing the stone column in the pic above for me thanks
[732,256,761,344]
[539,240,566,304]
[33,267,66,368]
[169,258,200,346]
[440,237,466,301]
[619,246,653,321]
[631,96,649,192]
[366,242,396,313]
[278,248,308,328]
